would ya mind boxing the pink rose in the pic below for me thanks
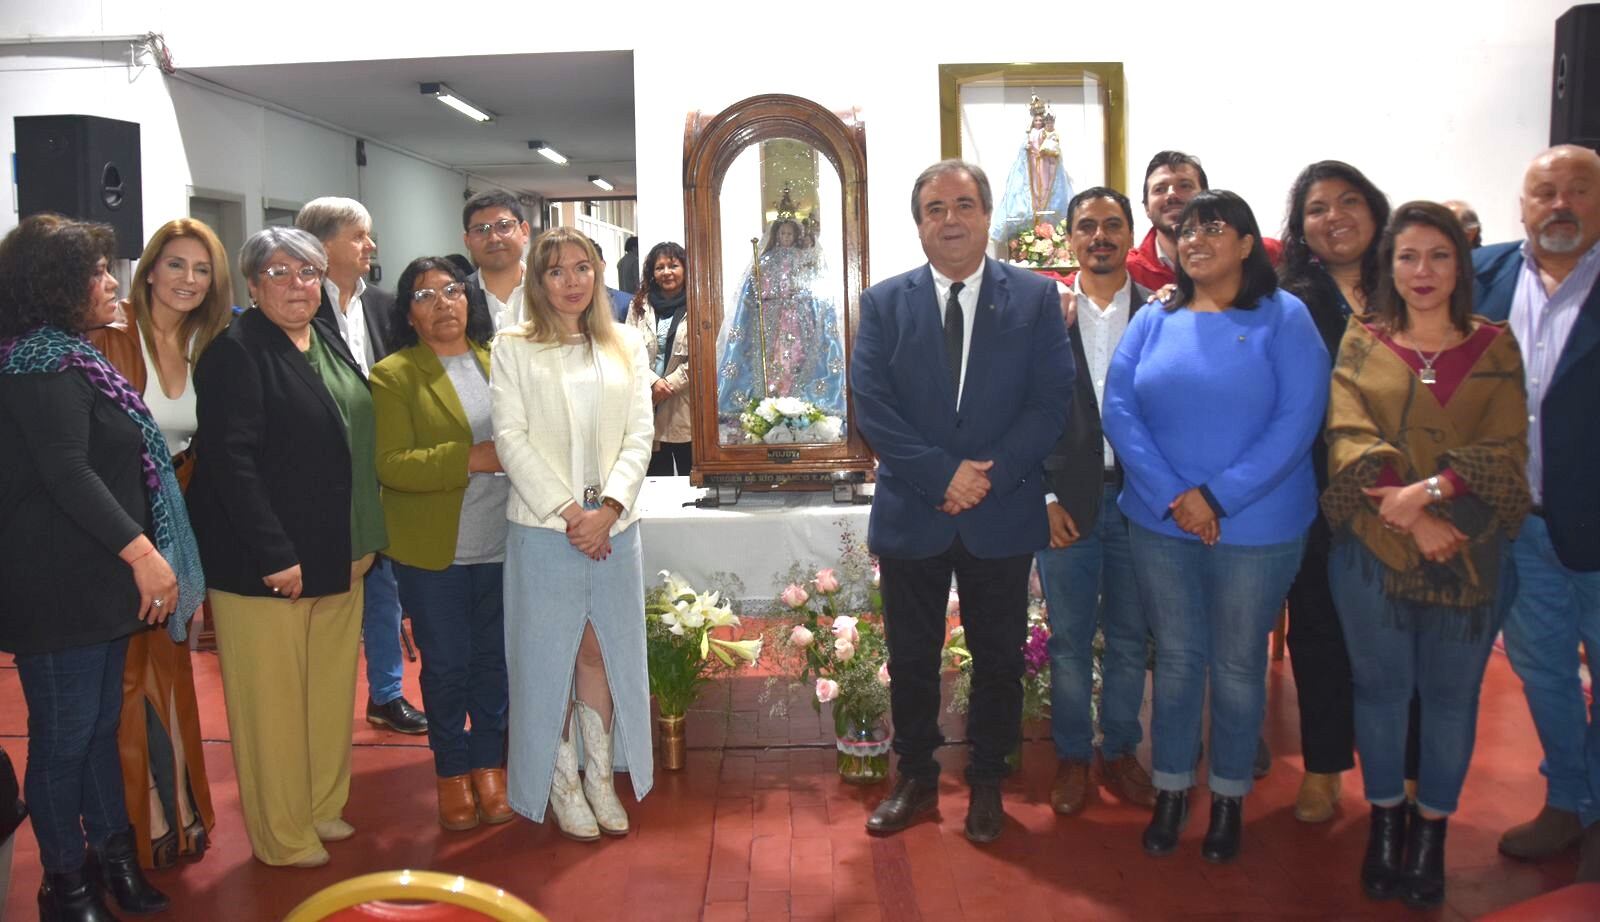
[877,662,891,686]
[1034,222,1054,240]
[834,637,856,661]
[831,614,860,645]
[789,624,814,648]
[814,568,841,594]
[815,678,840,703]
[780,584,809,608]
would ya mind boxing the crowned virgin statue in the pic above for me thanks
[716,189,847,443]
[990,95,1074,245]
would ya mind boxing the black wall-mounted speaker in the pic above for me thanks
[15,114,144,258]
[1552,4,1600,151]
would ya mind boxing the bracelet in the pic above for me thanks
[600,496,626,517]
[128,545,157,564]
[1424,476,1444,502]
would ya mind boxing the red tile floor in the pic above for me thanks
[0,638,1581,921]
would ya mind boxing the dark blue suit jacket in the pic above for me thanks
[851,258,1074,560]
[1475,241,1600,570]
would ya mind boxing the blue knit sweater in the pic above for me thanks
[1102,289,1330,546]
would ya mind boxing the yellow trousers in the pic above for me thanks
[209,554,372,866]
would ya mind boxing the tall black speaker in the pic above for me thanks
[1553,4,1600,151]
[15,115,144,258]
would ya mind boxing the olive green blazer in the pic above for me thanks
[371,341,493,570]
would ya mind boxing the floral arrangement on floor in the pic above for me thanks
[1006,219,1076,269]
[738,396,844,445]
[645,570,763,718]
[945,598,1056,724]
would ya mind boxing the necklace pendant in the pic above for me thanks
[1419,367,1437,385]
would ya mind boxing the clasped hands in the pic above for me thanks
[563,503,618,561]
[1169,488,1219,546]
[1364,484,1467,564]
[941,459,993,515]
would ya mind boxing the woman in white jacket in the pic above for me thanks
[490,227,654,840]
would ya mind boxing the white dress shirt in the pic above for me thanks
[323,275,373,374]
[485,274,529,332]
[929,259,985,407]
[1074,273,1134,469]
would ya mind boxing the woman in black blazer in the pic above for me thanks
[0,214,185,920]
[186,226,387,868]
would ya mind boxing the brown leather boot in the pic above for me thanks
[1576,821,1600,882]
[471,766,515,825]
[437,774,479,831]
[1293,771,1342,823]
[1050,758,1092,815]
[1101,753,1157,807]
[1499,805,1583,860]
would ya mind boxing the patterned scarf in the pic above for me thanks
[0,324,206,640]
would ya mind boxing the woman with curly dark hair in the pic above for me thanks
[1276,161,1392,824]
[627,241,692,475]
[0,214,202,920]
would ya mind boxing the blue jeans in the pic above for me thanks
[1502,513,1600,826]
[14,635,132,873]
[1128,524,1304,797]
[1330,538,1504,815]
[392,561,509,777]
[363,557,405,705]
[1037,484,1147,761]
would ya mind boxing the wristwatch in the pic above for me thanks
[600,496,626,517]
[1424,476,1444,502]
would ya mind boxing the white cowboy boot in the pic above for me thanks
[575,700,629,836]
[549,723,599,841]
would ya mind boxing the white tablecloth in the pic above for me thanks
[634,476,871,610]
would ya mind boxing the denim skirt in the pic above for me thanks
[503,521,652,822]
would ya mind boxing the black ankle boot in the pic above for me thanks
[89,826,169,914]
[38,868,120,922]
[1361,803,1408,900]
[1201,794,1243,863]
[1142,789,1189,856]
[1401,807,1448,909]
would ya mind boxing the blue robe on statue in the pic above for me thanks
[990,136,1074,244]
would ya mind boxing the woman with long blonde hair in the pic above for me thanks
[491,228,654,840]
[117,218,232,868]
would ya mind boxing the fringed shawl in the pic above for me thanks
[1322,317,1529,628]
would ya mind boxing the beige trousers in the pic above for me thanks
[209,554,373,866]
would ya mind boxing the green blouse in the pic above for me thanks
[304,330,388,560]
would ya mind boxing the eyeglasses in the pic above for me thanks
[466,218,522,239]
[261,265,323,284]
[411,282,468,306]
[1178,221,1230,241]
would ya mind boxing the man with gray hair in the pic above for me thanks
[1474,144,1600,882]
[851,159,1073,843]
[295,196,427,737]
[1444,199,1483,248]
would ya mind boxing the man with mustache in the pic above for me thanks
[461,191,532,331]
[1038,187,1157,816]
[1126,151,1282,291]
[1475,144,1600,882]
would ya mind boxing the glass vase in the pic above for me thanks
[834,709,892,784]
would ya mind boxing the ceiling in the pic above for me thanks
[187,50,636,200]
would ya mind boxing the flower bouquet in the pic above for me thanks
[764,539,892,783]
[645,570,763,769]
[739,396,843,445]
[1006,219,1076,270]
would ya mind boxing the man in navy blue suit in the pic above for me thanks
[1474,144,1600,881]
[851,160,1074,843]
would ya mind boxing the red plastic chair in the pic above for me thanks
[280,870,547,922]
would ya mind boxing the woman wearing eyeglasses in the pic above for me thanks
[1103,190,1330,863]
[370,257,510,832]
[187,226,388,868]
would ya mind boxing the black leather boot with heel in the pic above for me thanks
[88,826,169,915]
[1361,802,1408,900]
[1401,807,1448,909]
[37,868,119,922]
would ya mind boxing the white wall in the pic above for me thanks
[3,35,474,284]
[2,0,1580,284]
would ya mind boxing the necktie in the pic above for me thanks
[944,281,964,402]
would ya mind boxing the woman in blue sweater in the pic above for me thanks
[1103,190,1330,863]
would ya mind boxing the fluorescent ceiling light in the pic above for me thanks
[589,175,614,192]
[528,141,568,165]
[419,82,494,123]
